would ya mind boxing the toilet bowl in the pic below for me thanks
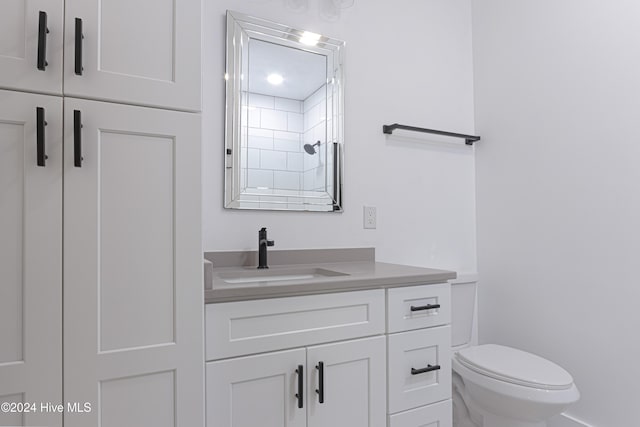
[450,277,580,427]
[452,344,580,427]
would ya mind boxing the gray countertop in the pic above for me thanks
[204,249,456,303]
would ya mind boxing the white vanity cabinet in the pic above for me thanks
[206,290,387,427]
[0,0,201,110]
[205,283,453,427]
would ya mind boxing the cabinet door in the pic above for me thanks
[63,98,202,427]
[206,289,385,360]
[63,0,201,111]
[0,90,62,427]
[388,400,452,427]
[307,336,387,427]
[0,1,63,94]
[206,349,307,427]
[388,326,451,414]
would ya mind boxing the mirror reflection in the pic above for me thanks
[224,11,345,211]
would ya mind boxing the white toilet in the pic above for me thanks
[451,279,580,427]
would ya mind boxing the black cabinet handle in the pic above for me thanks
[36,107,47,166]
[295,365,303,409]
[411,364,441,375]
[73,110,83,167]
[410,304,441,312]
[37,11,49,70]
[74,18,83,75]
[315,362,324,404]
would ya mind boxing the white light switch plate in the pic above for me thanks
[363,206,377,229]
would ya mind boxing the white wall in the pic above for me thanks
[203,0,477,272]
[473,1,640,425]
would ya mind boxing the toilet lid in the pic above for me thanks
[455,344,574,390]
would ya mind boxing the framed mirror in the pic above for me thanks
[224,11,345,212]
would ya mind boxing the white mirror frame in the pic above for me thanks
[224,10,345,212]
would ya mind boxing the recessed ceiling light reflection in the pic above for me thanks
[299,31,321,46]
[267,73,284,85]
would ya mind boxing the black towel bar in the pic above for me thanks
[382,123,480,145]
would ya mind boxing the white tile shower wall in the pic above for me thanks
[274,171,301,190]
[242,93,305,191]
[260,109,288,131]
[204,0,476,274]
[260,150,287,171]
[303,85,327,191]
[287,152,304,172]
[274,131,301,152]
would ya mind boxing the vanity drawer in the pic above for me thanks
[206,289,385,360]
[389,399,452,427]
[387,283,451,333]
[388,326,451,414]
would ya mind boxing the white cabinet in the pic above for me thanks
[63,0,201,111]
[205,285,452,427]
[386,284,452,427]
[63,98,202,427]
[387,284,451,333]
[307,337,386,427]
[1,0,203,423]
[0,1,64,95]
[0,92,203,427]
[207,349,306,427]
[388,400,452,427]
[206,291,387,427]
[387,326,451,413]
[207,337,386,427]
[0,0,201,111]
[0,90,63,427]
[205,289,385,360]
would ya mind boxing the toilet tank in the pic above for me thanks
[450,275,478,348]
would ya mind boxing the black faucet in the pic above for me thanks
[257,227,275,269]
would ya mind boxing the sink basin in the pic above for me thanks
[218,268,349,284]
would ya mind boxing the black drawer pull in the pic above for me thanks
[37,11,49,70]
[73,110,83,167]
[36,107,47,166]
[410,304,440,312]
[411,364,441,375]
[74,18,83,75]
[315,362,324,404]
[295,365,303,409]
